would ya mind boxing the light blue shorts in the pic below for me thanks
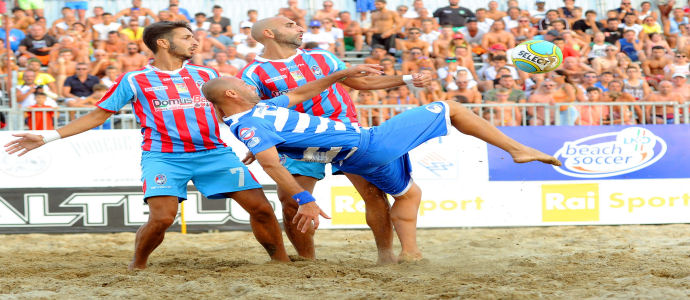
[65,1,88,10]
[141,147,261,202]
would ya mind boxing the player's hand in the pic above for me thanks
[348,64,383,77]
[292,202,331,233]
[242,151,256,165]
[411,72,432,87]
[4,133,45,157]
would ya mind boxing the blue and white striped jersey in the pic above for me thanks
[225,95,363,164]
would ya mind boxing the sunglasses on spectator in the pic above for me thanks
[605,49,617,52]
[409,31,420,35]
[622,2,631,4]
[76,68,88,70]
[410,51,422,55]
[676,55,687,58]
[519,20,529,22]
[584,75,597,78]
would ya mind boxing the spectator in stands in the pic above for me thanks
[78,84,109,107]
[25,92,56,130]
[225,46,247,70]
[63,62,100,107]
[644,32,672,58]
[407,7,437,31]
[486,1,506,21]
[368,0,401,55]
[671,74,690,101]
[642,46,671,89]
[17,0,44,19]
[120,19,145,49]
[234,21,252,46]
[503,7,521,30]
[577,87,607,125]
[92,13,120,42]
[577,71,599,95]
[322,18,345,57]
[401,27,429,57]
[115,0,156,26]
[529,1,547,24]
[0,19,26,53]
[209,5,233,38]
[664,52,690,80]
[603,79,635,124]
[484,75,526,103]
[527,79,556,125]
[622,65,651,102]
[510,16,537,42]
[278,0,307,28]
[538,10,569,33]
[620,13,643,37]
[18,58,56,91]
[485,88,521,126]
[100,66,120,88]
[207,23,233,54]
[12,8,36,33]
[401,47,424,73]
[207,52,238,76]
[595,71,614,92]
[47,48,77,96]
[246,9,259,26]
[337,11,364,51]
[573,10,603,40]
[86,6,104,28]
[51,7,78,37]
[192,13,211,32]
[89,49,116,78]
[314,0,339,22]
[166,0,193,21]
[419,80,446,104]
[419,19,439,54]
[18,24,56,66]
[615,0,637,21]
[592,45,619,74]
[637,1,658,24]
[117,43,147,73]
[676,24,690,56]
[559,0,578,20]
[447,71,481,104]
[602,18,624,45]
[17,70,58,108]
[582,32,609,63]
[236,36,264,58]
[301,20,335,52]
[481,20,515,52]
[100,31,128,59]
[380,58,401,76]
[553,37,580,59]
[432,25,454,58]
[364,44,392,64]
[474,8,494,33]
[433,0,475,28]
[663,8,688,48]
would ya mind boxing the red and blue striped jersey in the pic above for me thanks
[239,48,359,124]
[96,62,226,152]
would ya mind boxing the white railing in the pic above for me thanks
[2,107,137,131]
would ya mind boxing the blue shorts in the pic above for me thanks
[283,156,342,180]
[339,102,451,196]
[141,147,262,202]
[356,0,375,13]
[65,1,88,10]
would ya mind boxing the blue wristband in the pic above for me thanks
[292,191,316,205]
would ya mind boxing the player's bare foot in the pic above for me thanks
[510,146,561,166]
[398,251,423,263]
[128,261,146,271]
[377,250,398,265]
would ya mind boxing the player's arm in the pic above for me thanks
[254,147,330,233]
[285,63,383,106]
[341,72,431,90]
[4,108,113,156]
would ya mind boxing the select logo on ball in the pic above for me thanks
[511,40,563,74]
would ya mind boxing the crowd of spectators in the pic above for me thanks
[1,0,690,129]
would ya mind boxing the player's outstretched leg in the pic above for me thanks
[230,189,290,262]
[444,101,561,166]
[129,196,179,270]
[277,175,318,259]
[345,173,396,264]
[390,183,423,262]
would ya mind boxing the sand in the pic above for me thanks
[1,225,689,299]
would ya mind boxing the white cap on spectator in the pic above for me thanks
[240,21,253,28]
[672,73,686,79]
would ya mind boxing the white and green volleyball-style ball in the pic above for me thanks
[510,40,563,74]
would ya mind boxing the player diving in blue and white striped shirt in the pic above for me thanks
[202,64,561,261]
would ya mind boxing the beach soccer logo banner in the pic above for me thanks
[553,127,666,178]
[488,126,687,181]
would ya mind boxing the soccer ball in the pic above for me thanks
[510,40,563,74]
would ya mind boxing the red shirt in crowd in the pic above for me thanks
[26,105,55,130]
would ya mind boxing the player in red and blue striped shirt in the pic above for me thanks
[240,17,431,263]
[5,21,289,269]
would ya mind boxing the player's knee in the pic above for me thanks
[248,201,276,222]
[149,214,176,229]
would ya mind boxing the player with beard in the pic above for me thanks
[5,21,290,270]
[240,17,431,263]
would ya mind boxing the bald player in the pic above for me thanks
[202,74,561,261]
[239,16,432,264]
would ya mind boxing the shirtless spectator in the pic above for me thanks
[117,43,147,73]
[577,87,608,125]
[432,25,454,58]
[163,5,188,22]
[206,52,238,76]
[401,48,425,74]
[13,8,35,33]
[602,80,636,125]
[314,0,339,22]
[447,71,481,104]
[486,1,506,21]
[100,31,128,59]
[369,0,402,54]
[48,33,89,64]
[48,48,77,96]
[363,44,392,65]
[527,79,557,125]
[592,45,619,75]
[401,27,429,57]
[157,10,174,22]
[407,8,437,31]
[337,11,364,51]
[485,88,522,126]
[560,57,594,80]
[50,7,78,36]
[115,0,156,25]
[481,20,515,53]
[642,46,671,89]
[278,0,307,28]
[85,6,104,28]
[645,80,685,124]
[89,49,116,77]
[194,29,227,62]
[510,16,537,42]
[671,74,690,102]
